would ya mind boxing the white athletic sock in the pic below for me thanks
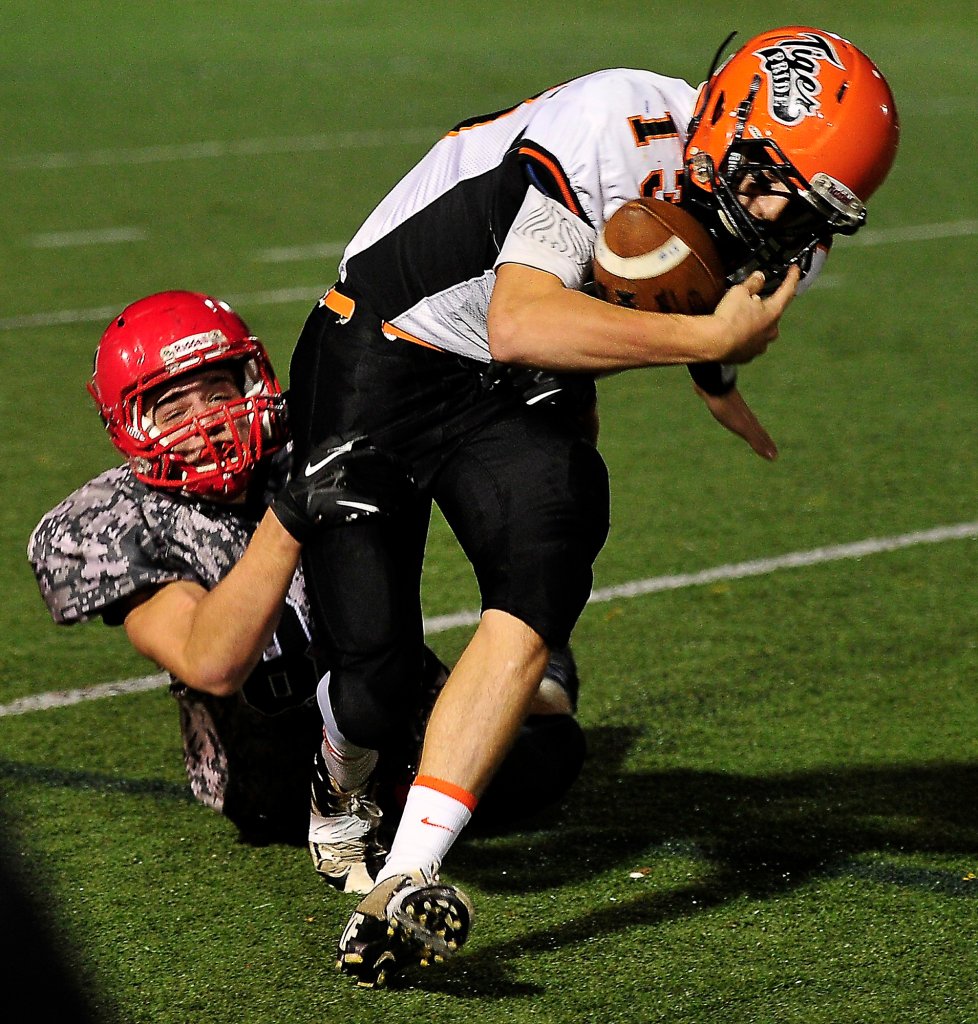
[375,775,475,883]
[316,671,378,792]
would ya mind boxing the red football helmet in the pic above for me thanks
[683,26,900,282]
[89,290,288,500]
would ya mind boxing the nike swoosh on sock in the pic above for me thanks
[421,816,455,832]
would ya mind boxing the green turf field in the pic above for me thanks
[2,2,977,1021]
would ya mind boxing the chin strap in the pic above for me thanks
[724,74,763,178]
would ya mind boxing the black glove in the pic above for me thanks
[494,364,598,416]
[272,439,414,542]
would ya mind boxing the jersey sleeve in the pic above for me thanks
[493,81,607,289]
[27,467,183,625]
[494,188,597,288]
[495,70,695,291]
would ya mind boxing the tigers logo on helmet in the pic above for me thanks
[681,26,900,285]
[753,32,844,126]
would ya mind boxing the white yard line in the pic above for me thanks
[0,286,322,332]
[0,673,170,718]
[256,220,978,265]
[254,242,348,263]
[4,218,975,332]
[6,130,439,171]
[849,219,978,246]
[27,227,147,249]
[3,520,975,718]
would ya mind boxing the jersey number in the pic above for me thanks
[241,594,321,714]
[640,168,683,204]
[627,114,683,203]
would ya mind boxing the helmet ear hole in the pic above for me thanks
[710,91,725,126]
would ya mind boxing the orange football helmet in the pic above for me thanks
[683,26,900,282]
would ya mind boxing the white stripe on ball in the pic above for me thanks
[594,231,691,280]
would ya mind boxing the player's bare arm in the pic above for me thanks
[121,435,407,695]
[487,262,798,373]
[123,509,301,696]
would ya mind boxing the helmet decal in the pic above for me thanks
[683,26,900,285]
[159,329,227,365]
[753,32,844,126]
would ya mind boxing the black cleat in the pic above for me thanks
[336,873,473,988]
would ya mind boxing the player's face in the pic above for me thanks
[735,170,791,224]
[147,367,247,465]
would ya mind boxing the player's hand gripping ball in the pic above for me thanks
[593,198,725,315]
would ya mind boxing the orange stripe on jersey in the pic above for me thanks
[445,94,543,137]
[517,144,582,217]
[413,774,479,811]
[320,287,356,322]
[321,288,442,351]
[381,320,443,351]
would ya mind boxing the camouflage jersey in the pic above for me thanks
[28,450,325,843]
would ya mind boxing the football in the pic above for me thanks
[592,198,726,315]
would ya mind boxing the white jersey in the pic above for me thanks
[338,69,699,363]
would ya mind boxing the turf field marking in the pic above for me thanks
[254,242,348,263]
[0,287,322,331]
[2,218,974,332]
[3,219,974,331]
[250,220,978,266]
[849,219,978,246]
[3,520,975,718]
[0,673,169,718]
[27,227,148,249]
[423,521,978,633]
[6,130,439,171]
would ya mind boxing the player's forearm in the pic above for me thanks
[493,289,719,371]
[488,263,796,374]
[127,509,302,695]
[487,266,723,372]
[181,510,301,693]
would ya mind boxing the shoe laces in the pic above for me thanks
[312,776,382,823]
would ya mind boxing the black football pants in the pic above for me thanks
[287,296,609,751]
